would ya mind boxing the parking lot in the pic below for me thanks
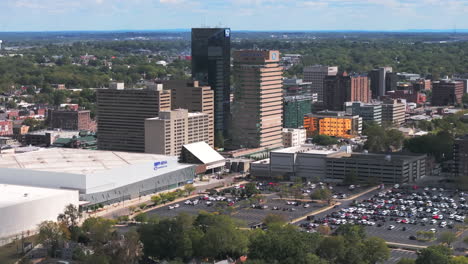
[144,181,337,227]
[302,185,468,247]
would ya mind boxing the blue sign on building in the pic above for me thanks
[154,161,168,171]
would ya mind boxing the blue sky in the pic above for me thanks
[1,0,468,31]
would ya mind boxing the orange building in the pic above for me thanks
[304,111,362,139]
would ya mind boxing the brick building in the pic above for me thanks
[324,72,371,111]
[0,120,13,136]
[386,90,426,105]
[432,80,464,106]
[48,110,93,131]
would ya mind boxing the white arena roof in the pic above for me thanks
[183,142,225,164]
[0,148,177,175]
[0,148,195,194]
[0,184,77,208]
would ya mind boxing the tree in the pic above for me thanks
[438,231,457,247]
[416,245,452,264]
[37,221,70,257]
[317,236,346,263]
[316,225,331,235]
[310,188,332,203]
[57,204,82,230]
[134,213,149,223]
[263,214,287,227]
[363,237,390,264]
[105,230,142,264]
[313,134,339,146]
[184,184,196,196]
[139,213,195,261]
[335,224,366,243]
[397,259,416,264]
[249,225,322,264]
[451,256,468,264]
[193,213,249,260]
[82,217,116,252]
[244,182,260,197]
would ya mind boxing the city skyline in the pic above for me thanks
[1,0,468,32]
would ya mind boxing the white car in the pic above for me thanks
[430,228,437,233]
[388,225,395,230]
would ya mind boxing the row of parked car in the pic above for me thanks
[302,186,466,234]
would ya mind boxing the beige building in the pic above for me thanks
[303,65,338,102]
[231,50,284,149]
[382,99,406,126]
[97,84,171,152]
[282,128,307,148]
[145,109,211,156]
[163,80,214,147]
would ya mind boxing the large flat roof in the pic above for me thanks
[0,148,179,175]
[0,184,77,208]
[183,142,225,164]
[272,145,339,155]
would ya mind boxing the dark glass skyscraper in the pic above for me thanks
[191,28,231,146]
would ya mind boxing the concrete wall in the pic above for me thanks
[0,168,86,191]
[295,153,328,180]
[0,190,79,241]
[82,165,196,205]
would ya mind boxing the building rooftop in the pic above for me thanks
[183,142,225,164]
[27,130,80,137]
[0,184,77,208]
[0,148,181,175]
[272,145,340,155]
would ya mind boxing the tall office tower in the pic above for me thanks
[163,80,214,147]
[303,65,338,102]
[231,50,284,149]
[454,136,468,179]
[96,84,171,152]
[369,66,393,98]
[381,99,406,126]
[432,80,464,106]
[323,72,371,111]
[191,28,231,144]
[145,109,211,156]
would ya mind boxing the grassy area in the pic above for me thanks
[0,236,37,264]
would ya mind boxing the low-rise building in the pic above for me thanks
[251,145,345,180]
[325,152,427,184]
[0,120,13,136]
[47,109,94,131]
[0,184,79,245]
[345,102,382,125]
[432,80,464,106]
[0,148,196,206]
[180,142,226,174]
[282,128,307,147]
[304,111,362,138]
[382,99,406,125]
